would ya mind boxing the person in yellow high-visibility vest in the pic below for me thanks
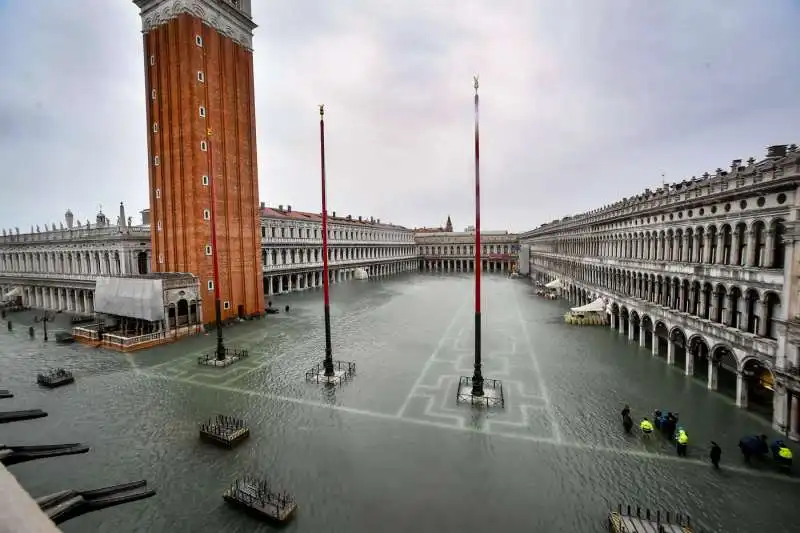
[676,427,689,457]
[640,418,653,434]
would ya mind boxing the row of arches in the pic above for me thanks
[537,258,782,341]
[534,217,785,269]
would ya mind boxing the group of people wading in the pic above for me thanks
[620,405,793,472]
[621,406,692,458]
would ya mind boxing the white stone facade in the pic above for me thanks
[260,207,418,296]
[415,231,520,274]
[133,0,256,51]
[0,209,152,316]
[520,143,800,439]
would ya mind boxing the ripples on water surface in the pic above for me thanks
[1,274,798,532]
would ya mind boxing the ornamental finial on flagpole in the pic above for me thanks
[473,75,479,92]
[319,104,325,117]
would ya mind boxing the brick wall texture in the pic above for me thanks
[142,13,264,323]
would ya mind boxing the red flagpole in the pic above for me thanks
[320,105,334,375]
[471,75,484,396]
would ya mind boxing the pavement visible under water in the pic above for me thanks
[1,273,798,533]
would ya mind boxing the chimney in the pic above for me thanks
[370,216,374,223]
[332,211,336,217]
[278,204,283,211]
[260,201,265,209]
[767,144,788,158]
[377,218,380,224]
[140,209,150,226]
[287,205,292,213]
[731,159,742,172]
[358,216,362,222]
[119,202,127,228]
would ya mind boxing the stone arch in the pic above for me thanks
[740,357,775,420]
[710,344,738,399]
[137,251,148,275]
[620,306,630,335]
[176,298,189,327]
[687,334,710,381]
[668,326,687,367]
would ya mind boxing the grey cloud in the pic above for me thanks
[1,0,799,233]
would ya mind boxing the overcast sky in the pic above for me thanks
[1,0,798,233]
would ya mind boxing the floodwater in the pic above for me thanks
[1,274,798,533]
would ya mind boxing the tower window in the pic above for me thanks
[202,175,209,186]
[150,55,155,66]
[159,253,164,264]
[153,155,160,166]
[197,71,205,82]
[152,122,158,133]
[200,140,208,151]
[157,220,162,231]
[207,280,214,291]
[155,188,161,199]
[223,301,230,310]
[151,89,156,100]
[195,35,203,47]
[205,245,212,256]
[203,209,211,220]
[199,106,206,118]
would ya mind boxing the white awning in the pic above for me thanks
[571,297,605,313]
[94,277,165,321]
[545,279,563,289]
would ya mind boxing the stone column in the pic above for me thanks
[765,230,775,268]
[651,335,658,356]
[746,230,757,266]
[639,329,646,348]
[685,349,694,376]
[758,300,769,337]
[667,338,675,365]
[736,372,748,408]
[707,359,718,390]
[704,232,713,263]
[789,394,800,442]
[731,231,741,266]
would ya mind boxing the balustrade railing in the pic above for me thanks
[262,255,417,272]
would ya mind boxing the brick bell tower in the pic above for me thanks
[133,0,264,323]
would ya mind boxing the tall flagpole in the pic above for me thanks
[319,105,335,377]
[207,127,226,361]
[471,75,484,397]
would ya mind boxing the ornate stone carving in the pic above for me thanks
[136,0,255,51]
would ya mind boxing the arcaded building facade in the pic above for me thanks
[134,0,264,321]
[521,144,800,439]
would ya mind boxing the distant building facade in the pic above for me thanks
[415,217,519,274]
[260,205,418,295]
[520,143,800,440]
[0,205,149,317]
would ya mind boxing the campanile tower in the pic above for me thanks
[133,0,264,322]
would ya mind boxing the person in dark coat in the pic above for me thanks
[710,441,722,469]
[621,405,631,419]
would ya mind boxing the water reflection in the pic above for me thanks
[1,274,798,533]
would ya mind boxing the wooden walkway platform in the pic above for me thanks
[609,512,692,532]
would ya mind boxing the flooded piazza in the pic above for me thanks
[2,273,799,533]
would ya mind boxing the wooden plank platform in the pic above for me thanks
[609,512,692,533]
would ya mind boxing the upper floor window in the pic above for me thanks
[202,175,209,186]
[155,188,161,199]
[153,155,160,166]
[195,35,203,47]
[203,209,211,220]
[152,122,158,133]
[200,140,208,151]
[151,89,156,100]
[197,71,205,82]
[150,55,155,66]
[199,106,206,118]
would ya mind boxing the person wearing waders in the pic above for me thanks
[710,441,722,469]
